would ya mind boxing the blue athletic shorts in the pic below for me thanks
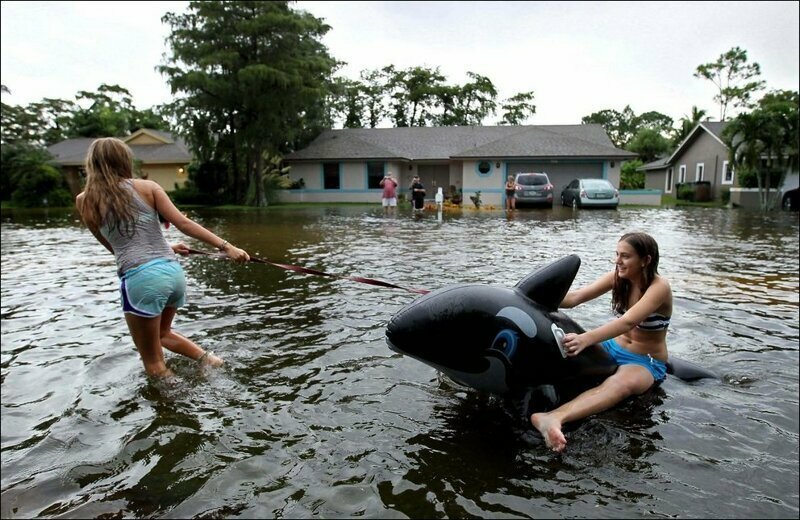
[601,338,667,382]
[120,259,186,318]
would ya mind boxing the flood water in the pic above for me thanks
[2,204,798,518]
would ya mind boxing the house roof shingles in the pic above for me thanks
[46,131,192,166]
[286,124,636,162]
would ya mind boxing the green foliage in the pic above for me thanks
[327,66,529,128]
[2,83,171,148]
[695,46,765,121]
[677,184,695,201]
[10,162,72,207]
[434,72,498,126]
[736,168,784,189]
[159,0,337,206]
[470,191,482,208]
[672,106,708,147]
[723,89,799,209]
[626,128,671,163]
[169,183,217,206]
[582,106,672,149]
[261,154,292,205]
[1,143,61,202]
[382,65,447,127]
[720,186,731,204]
[619,159,644,189]
[498,91,536,125]
[171,160,231,205]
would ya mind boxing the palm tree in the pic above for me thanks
[723,90,799,210]
[672,106,708,147]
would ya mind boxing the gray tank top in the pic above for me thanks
[100,181,176,275]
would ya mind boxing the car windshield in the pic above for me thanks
[516,174,548,186]
[582,179,613,189]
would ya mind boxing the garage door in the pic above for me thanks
[507,162,604,196]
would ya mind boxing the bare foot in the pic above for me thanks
[198,351,224,367]
[531,412,567,452]
[148,367,178,387]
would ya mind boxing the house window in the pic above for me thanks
[695,163,705,182]
[678,165,687,183]
[366,161,385,189]
[722,161,734,185]
[665,167,674,193]
[476,160,492,176]
[323,162,340,190]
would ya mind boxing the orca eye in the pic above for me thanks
[492,329,519,358]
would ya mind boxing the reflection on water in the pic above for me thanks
[2,205,798,518]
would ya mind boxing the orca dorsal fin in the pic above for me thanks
[514,255,581,311]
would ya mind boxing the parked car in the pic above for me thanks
[560,178,619,209]
[782,187,799,210]
[514,172,554,207]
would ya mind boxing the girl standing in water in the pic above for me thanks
[76,137,250,379]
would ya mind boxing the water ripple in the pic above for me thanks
[2,206,798,518]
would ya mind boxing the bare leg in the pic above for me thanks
[125,313,173,378]
[159,306,223,366]
[530,364,654,452]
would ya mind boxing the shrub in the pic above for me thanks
[677,184,694,201]
[620,159,645,189]
[11,163,73,207]
[170,182,219,205]
[737,168,784,189]
[720,186,731,204]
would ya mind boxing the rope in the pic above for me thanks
[186,248,430,295]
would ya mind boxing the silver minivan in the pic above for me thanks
[513,172,554,207]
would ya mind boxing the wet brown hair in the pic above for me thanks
[611,232,660,313]
[78,138,136,235]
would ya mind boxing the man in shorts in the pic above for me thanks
[379,172,398,215]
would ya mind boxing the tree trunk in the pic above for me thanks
[255,152,266,207]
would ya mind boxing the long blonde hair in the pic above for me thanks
[79,137,136,235]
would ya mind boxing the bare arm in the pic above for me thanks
[563,277,672,354]
[150,182,250,262]
[560,270,615,308]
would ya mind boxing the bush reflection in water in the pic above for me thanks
[1,205,798,518]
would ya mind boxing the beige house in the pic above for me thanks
[47,129,192,196]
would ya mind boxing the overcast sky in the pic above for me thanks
[2,1,798,126]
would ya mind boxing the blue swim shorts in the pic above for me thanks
[120,259,186,318]
[601,338,667,383]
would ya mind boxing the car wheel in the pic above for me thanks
[561,195,566,206]
[571,197,578,209]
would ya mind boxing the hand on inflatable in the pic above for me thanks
[562,332,590,356]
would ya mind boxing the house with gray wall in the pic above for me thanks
[639,121,799,206]
[282,125,636,207]
[640,122,734,200]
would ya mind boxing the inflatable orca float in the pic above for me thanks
[386,255,715,412]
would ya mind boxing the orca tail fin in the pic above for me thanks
[666,356,717,381]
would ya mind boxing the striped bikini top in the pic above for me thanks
[614,307,671,331]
